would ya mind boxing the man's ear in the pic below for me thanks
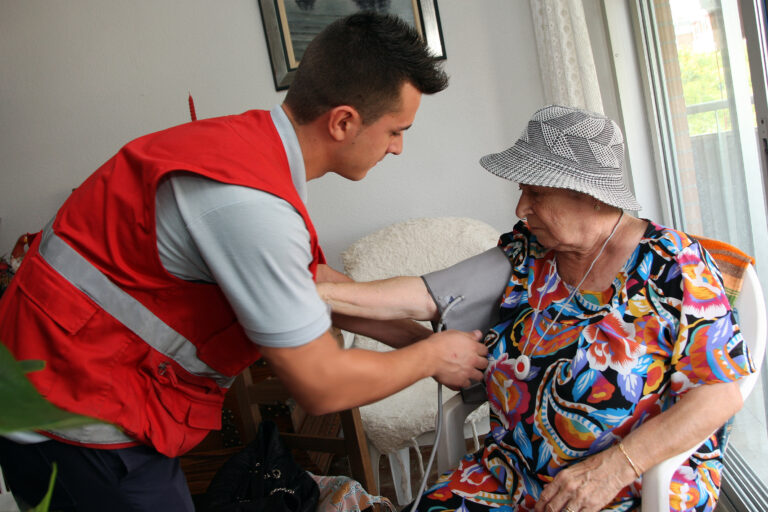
[327,105,362,142]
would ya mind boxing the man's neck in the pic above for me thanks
[281,104,330,182]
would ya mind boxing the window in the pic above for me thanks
[618,0,768,508]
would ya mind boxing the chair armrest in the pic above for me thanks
[642,263,765,511]
[640,446,698,511]
[436,393,487,474]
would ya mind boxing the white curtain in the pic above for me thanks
[530,0,604,113]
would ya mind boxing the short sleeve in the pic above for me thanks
[421,247,512,333]
[158,174,331,348]
[669,243,755,394]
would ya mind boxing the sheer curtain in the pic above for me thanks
[530,0,603,113]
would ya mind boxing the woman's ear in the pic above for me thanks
[327,105,362,142]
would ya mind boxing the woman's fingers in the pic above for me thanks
[535,451,628,512]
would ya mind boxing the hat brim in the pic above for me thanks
[480,144,643,211]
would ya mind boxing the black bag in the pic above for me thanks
[198,420,319,512]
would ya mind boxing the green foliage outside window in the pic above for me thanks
[677,41,754,136]
[678,45,731,136]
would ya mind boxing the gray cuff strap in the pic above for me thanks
[421,247,512,333]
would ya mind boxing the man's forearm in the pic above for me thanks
[317,276,437,320]
[259,328,486,415]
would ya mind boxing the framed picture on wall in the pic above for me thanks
[258,0,446,90]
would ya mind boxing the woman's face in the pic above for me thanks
[515,184,599,251]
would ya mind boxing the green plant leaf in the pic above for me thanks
[29,462,57,512]
[0,343,100,433]
[17,359,45,373]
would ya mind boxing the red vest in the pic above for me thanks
[0,110,324,457]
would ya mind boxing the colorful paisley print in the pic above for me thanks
[411,221,753,512]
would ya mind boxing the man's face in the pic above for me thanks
[336,81,422,181]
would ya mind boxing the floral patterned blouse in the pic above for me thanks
[418,220,754,512]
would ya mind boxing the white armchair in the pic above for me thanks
[641,263,766,510]
[340,217,498,506]
[438,263,766,510]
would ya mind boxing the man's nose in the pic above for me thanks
[388,137,403,155]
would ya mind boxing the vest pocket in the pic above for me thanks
[144,359,225,456]
[17,254,97,334]
[153,381,223,431]
[186,396,224,430]
[149,357,224,431]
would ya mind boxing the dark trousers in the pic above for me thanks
[0,437,194,511]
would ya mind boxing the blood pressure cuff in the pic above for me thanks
[420,247,512,333]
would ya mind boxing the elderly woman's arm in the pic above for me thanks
[535,380,743,512]
[318,276,438,321]
[316,248,511,346]
[316,264,439,348]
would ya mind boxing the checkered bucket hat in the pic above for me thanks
[480,105,642,211]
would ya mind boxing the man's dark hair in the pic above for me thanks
[283,12,448,125]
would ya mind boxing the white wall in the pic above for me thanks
[0,1,536,270]
[0,1,658,270]
[0,0,284,253]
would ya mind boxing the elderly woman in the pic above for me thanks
[319,105,754,511]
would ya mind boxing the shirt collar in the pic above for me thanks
[270,104,307,203]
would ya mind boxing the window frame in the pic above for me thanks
[602,0,768,509]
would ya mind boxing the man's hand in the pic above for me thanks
[425,329,487,389]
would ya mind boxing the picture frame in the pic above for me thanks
[258,0,446,90]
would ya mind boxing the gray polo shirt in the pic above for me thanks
[155,105,330,347]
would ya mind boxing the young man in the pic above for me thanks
[0,12,487,511]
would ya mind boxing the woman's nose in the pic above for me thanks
[515,191,530,219]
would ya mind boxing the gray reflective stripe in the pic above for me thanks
[46,424,136,445]
[38,224,235,388]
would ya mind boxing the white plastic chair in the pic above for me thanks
[340,217,497,506]
[641,263,766,510]
[440,263,766,510]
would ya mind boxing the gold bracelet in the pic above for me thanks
[618,441,643,478]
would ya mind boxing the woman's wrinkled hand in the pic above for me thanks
[534,445,637,512]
